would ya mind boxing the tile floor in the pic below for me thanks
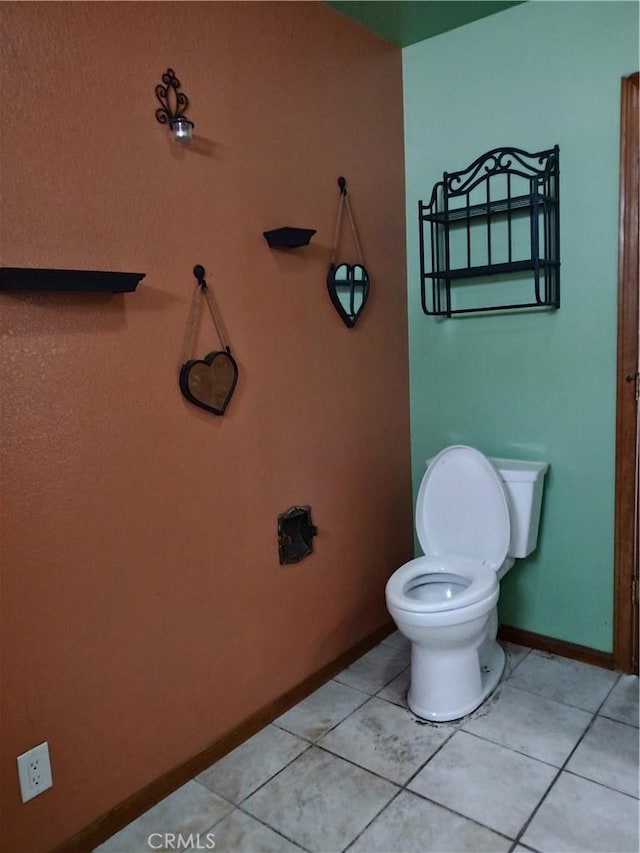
[95,635,639,853]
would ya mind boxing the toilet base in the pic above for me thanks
[407,640,505,722]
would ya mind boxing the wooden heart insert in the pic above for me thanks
[179,350,238,415]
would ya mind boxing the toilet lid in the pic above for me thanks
[416,446,510,570]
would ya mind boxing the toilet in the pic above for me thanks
[385,445,549,722]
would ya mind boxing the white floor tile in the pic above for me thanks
[274,679,368,742]
[196,725,308,804]
[381,630,411,652]
[506,651,618,711]
[334,643,409,694]
[408,730,557,837]
[348,790,511,853]
[96,642,637,853]
[600,674,639,727]
[243,746,398,852]
[566,715,639,797]
[462,684,591,766]
[502,641,531,675]
[521,772,639,853]
[94,781,233,852]
[205,808,304,852]
[319,695,453,785]
[376,665,410,707]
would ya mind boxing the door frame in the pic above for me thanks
[613,71,639,673]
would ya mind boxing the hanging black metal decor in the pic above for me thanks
[327,262,370,328]
[155,67,195,142]
[419,145,560,316]
[327,177,370,328]
[179,266,238,416]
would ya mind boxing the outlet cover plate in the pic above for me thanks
[17,741,53,802]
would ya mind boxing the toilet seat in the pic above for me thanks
[416,445,510,571]
[386,445,510,616]
[386,555,497,613]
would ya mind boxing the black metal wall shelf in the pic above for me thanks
[426,192,555,223]
[0,267,145,293]
[263,228,316,249]
[423,259,559,281]
[419,146,560,316]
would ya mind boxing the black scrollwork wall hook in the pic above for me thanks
[155,68,195,143]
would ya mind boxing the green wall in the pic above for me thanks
[403,1,638,652]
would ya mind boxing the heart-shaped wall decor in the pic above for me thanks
[179,350,238,415]
[327,262,370,328]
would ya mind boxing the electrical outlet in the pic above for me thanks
[17,741,53,803]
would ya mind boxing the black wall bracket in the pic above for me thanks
[0,267,145,293]
[263,227,316,249]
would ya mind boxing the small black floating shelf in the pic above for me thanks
[0,267,146,293]
[263,227,316,249]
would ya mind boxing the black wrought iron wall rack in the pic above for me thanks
[419,146,560,316]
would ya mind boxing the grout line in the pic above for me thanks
[199,644,544,848]
[501,677,619,715]
[401,724,459,788]
[459,727,562,770]
[333,648,411,696]
[272,662,420,749]
[104,644,637,852]
[341,788,404,853]
[508,841,542,853]
[509,670,629,849]
[271,690,372,745]
[235,740,404,853]
[403,786,516,847]
[312,741,405,789]
[198,740,315,810]
[234,803,314,852]
[311,689,519,849]
[332,676,383,697]
[508,762,563,849]
[562,767,640,800]
[197,805,314,853]
[502,645,533,678]
[598,711,640,730]
[331,644,637,850]
[334,727,518,853]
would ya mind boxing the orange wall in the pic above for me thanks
[0,2,411,849]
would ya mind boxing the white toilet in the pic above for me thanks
[385,445,548,722]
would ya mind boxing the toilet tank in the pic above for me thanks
[489,458,549,558]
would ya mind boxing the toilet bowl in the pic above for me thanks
[386,444,548,722]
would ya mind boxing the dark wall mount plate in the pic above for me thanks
[277,506,318,564]
[0,267,146,293]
